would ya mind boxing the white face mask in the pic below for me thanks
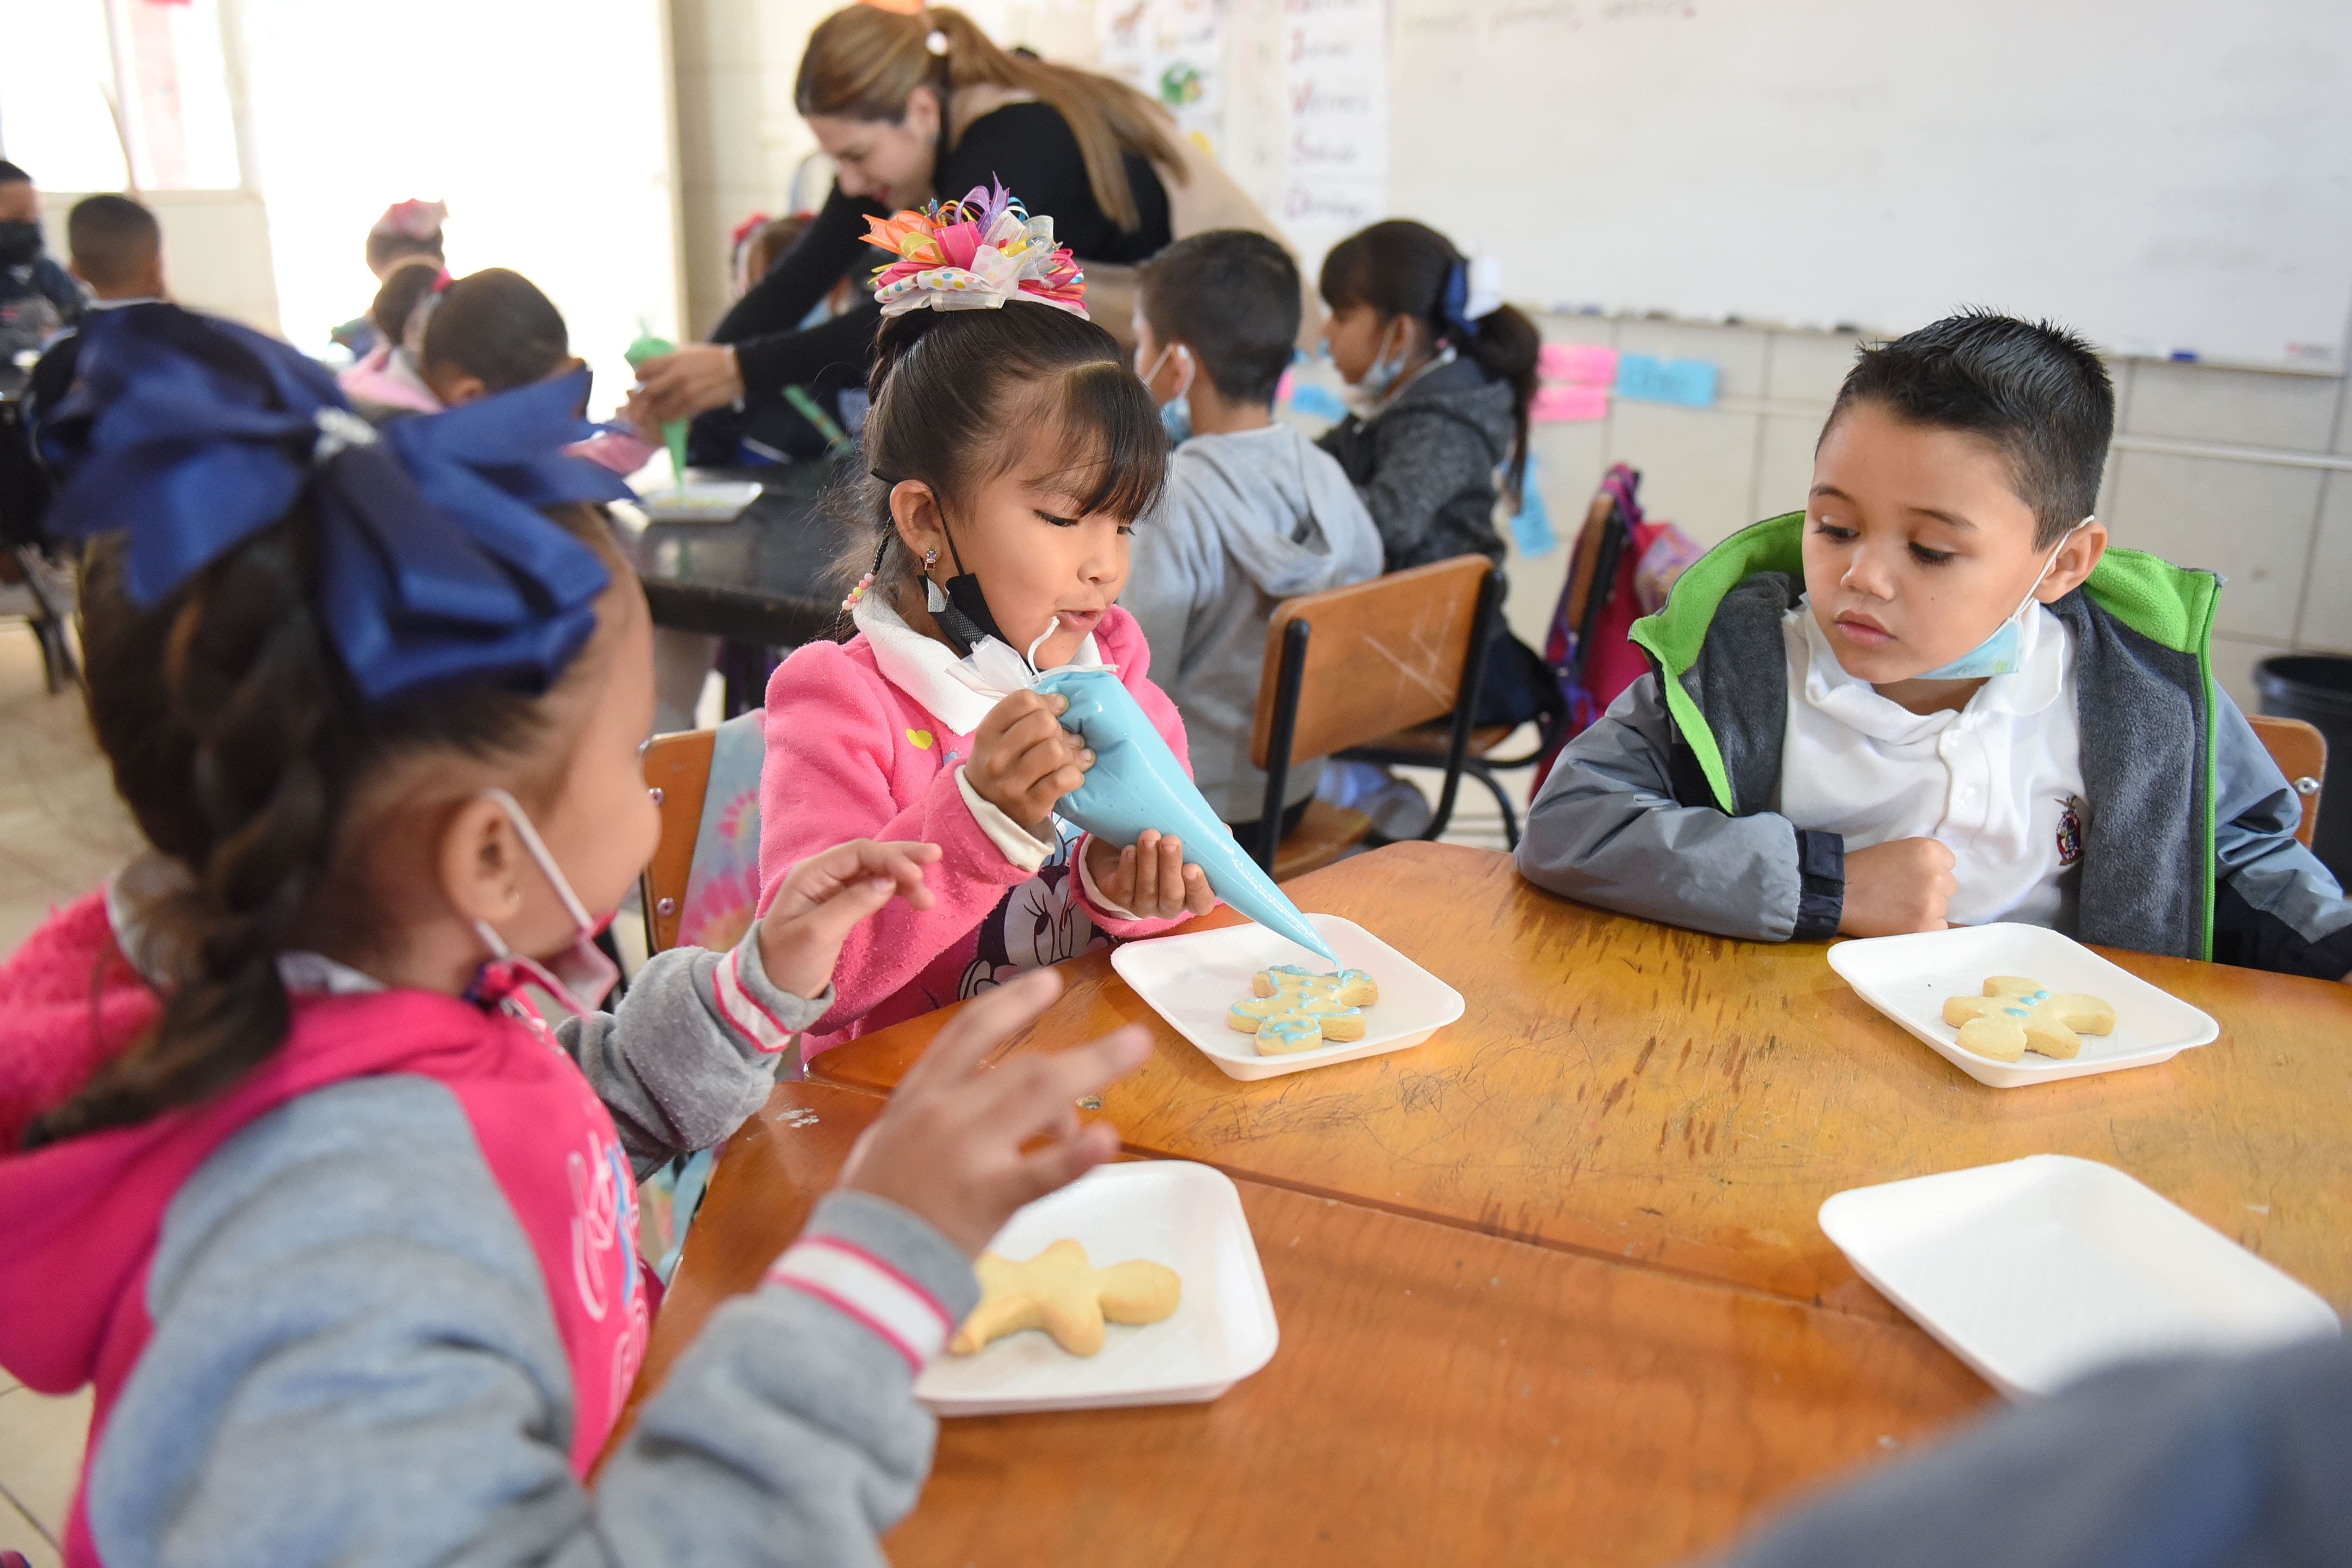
[469,787,619,1019]
[1134,341,1195,445]
[1341,319,1411,417]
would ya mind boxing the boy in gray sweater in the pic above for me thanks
[1123,231,1384,841]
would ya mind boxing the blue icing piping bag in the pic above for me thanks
[1034,665,1337,963]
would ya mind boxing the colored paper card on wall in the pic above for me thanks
[1614,354,1719,408]
[1539,342,1618,385]
[1286,382,1349,423]
[1506,452,1557,557]
[1532,383,1608,423]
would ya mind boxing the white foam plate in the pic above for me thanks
[1826,922,2220,1089]
[639,478,763,523]
[915,1161,1278,1416]
[1109,913,1464,1081]
[1820,1155,2338,1398]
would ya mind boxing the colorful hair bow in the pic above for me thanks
[861,178,1087,319]
[40,305,631,703]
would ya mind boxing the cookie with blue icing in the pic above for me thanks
[1941,976,2115,1062]
[1252,965,1379,1007]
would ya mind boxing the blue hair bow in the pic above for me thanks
[40,305,631,703]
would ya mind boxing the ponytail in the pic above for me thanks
[795,4,1182,233]
[1319,218,1538,505]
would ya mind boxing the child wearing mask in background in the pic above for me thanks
[1122,230,1383,849]
[0,161,84,361]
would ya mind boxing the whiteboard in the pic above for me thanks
[1384,0,2352,368]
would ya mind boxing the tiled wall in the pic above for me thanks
[667,0,2352,713]
[1499,317,2352,713]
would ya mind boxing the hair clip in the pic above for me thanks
[925,27,950,54]
[860,178,1088,319]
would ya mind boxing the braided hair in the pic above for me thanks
[29,499,611,1148]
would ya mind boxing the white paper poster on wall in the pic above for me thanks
[1097,0,1227,155]
[1280,0,1388,248]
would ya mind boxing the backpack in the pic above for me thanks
[1533,464,1701,790]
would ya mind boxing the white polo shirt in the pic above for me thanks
[1773,596,2087,930]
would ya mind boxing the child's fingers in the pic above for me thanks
[976,1026,1151,1137]
[1156,835,1185,912]
[1004,1121,1121,1208]
[900,968,1066,1096]
[1182,862,1214,915]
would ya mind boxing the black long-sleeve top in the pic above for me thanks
[713,101,1172,400]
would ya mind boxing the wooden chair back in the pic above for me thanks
[1562,488,1620,645]
[1251,555,1496,768]
[2248,714,2326,849]
[640,728,717,954]
[1245,556,1500,872]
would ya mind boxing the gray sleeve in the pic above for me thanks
[1516,674,1819,942]
[91,1076,978,1568]
[1700,1338,2352,1568]
[2208,686,2352,977]
[560,926,833,1180]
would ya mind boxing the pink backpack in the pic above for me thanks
[1534,465,1700,790]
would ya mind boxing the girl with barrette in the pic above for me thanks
[759,181,1217,1053]
[0,304,1147,1564]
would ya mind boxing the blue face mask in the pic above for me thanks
[1911,519,2090,680]
[1135,341,1195,446]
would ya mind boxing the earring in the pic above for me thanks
[924,548,939,568]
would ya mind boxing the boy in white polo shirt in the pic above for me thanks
[1516,310,2352,978]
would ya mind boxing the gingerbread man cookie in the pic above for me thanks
[1941,976,2117,1063]
[947,1239,1182,1357]
[1226,966,1381,1054]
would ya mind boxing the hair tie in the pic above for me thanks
[925,27,949,55]
[1441,255,1505,340]
[860,177,1089,319]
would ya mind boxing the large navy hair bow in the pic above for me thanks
[40,304,632,702]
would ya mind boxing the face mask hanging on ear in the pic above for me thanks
[1359,318,1409,399]
[926,519,1008,657]
[1910,518,2091,681]
[1135,341,1195,446]
[469,786,620,1019]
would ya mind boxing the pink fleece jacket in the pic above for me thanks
[757,602,1197,1051]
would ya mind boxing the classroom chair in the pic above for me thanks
[2249,715,2326,849]
[1331,481,1631,849]
[1248,554,1502,879]
[640,711,769,957]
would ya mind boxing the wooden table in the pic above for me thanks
[816,841,2352,1320]
[640,1082,1984,1567]
[626,840,2352,1565]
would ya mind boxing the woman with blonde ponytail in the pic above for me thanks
[630,5,1213,441]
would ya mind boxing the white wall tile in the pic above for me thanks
[2105,450,2324,641]
[1607,403,1762,547]
[1750,412,1818,521]
[1614,320,1769,401]
[2300,471,2352,654]
[2121,362,2342,453]
[1762,331,1860,406]
[1533,312,1617,348]
[2208,634,2286,715]
[674,0,762,70]
[1505,420,1611,647]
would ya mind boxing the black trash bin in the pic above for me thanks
[2253,654,2352,885]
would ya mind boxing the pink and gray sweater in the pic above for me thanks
[758,599,1200,1049]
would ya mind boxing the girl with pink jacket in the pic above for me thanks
[760,188,1219,1052]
